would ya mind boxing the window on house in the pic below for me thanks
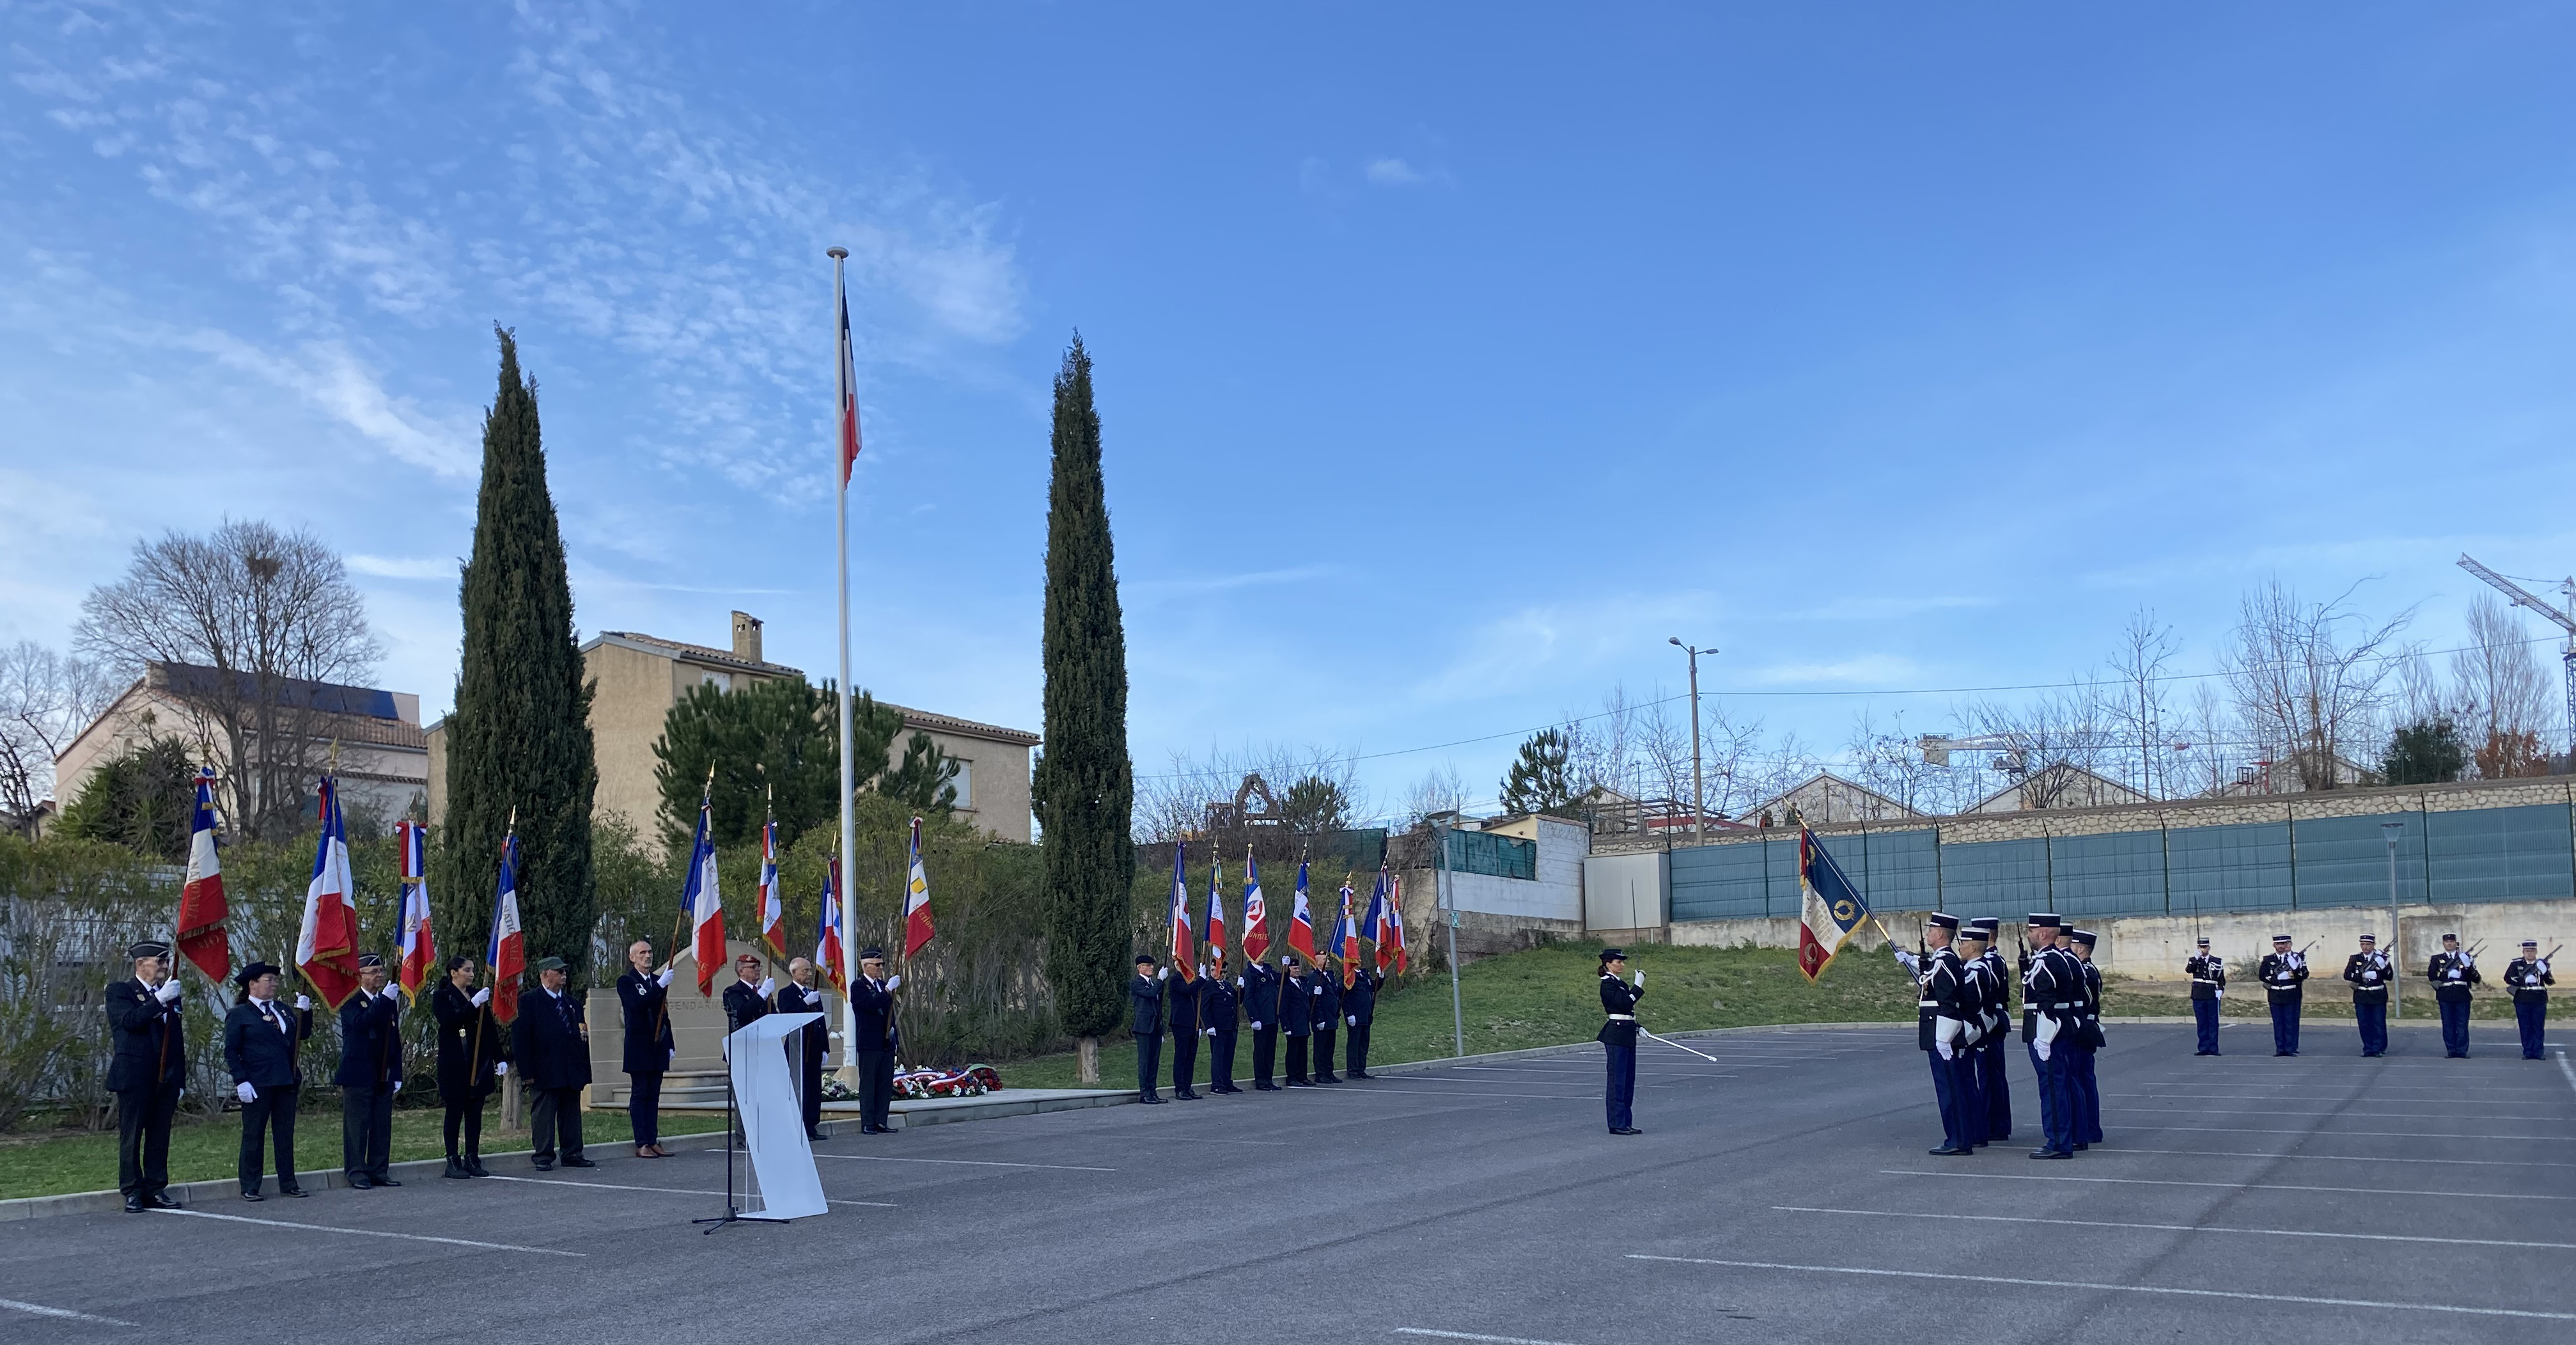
[698,670,731,692]
[948,758,973,808]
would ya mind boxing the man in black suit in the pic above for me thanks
[511,955,594,1170]
[1166,961,1204,1101]
[1242,956,1282,1090]
[722,953,774,1032]
[1130,954,1168,1103]
[1203,954,1242,1094]
[849,947,901,1135]
[777,957,831,1140]
[1280,955,1315,1087]
[432,954,505,1178]
[615,938,676,1158]
[1343,963,1380,1079]
[334,953,403,1189]
[105,939,187,1212]
[1307,959,1343,1084]
[223,962,313,1200]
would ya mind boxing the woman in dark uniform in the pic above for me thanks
[432,954,507,1177]
[1598,947,1644,1135]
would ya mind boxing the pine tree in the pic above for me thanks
[1031,335,1134,1082]
[438,329,599,986]
[1499,728,1577,817]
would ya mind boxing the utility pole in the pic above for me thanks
[1435,818,1464,1057]
[2381,821,2404,1018]
[1669,638,1713,846]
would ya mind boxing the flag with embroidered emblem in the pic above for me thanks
[1240,849,1270,961]
[176,766,230,984]
[1287,860,1316,959]
[1205,854,1227,961]
[395,820,433,1002]
[294,776,362,1010]
[1795,826,1871,982]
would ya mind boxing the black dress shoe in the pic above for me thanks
[147,1192,180,1209]
[2072,1143,2089,1151]
[1176,1090,1201,1100]
[559,1156,597,1168]
[1255,1082,1281,1091]
[531,1160,554,1172]
[241,1190,265,1202]
[1350,1071,1372,1079]
[1139,1095,1167,1105]
[464,1157,490,1177]
[278,1186,309,1197]
[373,1176,401,1187]
[1928,1146,1969,1156]
[124,1195,146,1213]
[1288,1080,1315,1088]
[2027,1149,2072,1160]
[1609,1126,1642,1136]
[443,1161,472,1180]
[348,1176,373,1190]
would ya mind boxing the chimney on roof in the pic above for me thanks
[731,611,763,665]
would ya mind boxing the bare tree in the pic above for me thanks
[1954,680,2119,809]
[2177,680,2235,798]
[75,520,384,840]
[1845,709,1944,815]
[1130,742,1367,846]
[2104,606,2180,800]
[1400,763,1471,828]
[1562,684,1648,802]
[2450,593,2557,778]
[0,641,116,835]
[2223,579,2408,792]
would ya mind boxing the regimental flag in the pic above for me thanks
[1287,860,1317,959]
[758,813,786,961]
[1362,865,1393,974]
[683,795,725,996]
[903,816,935,957]
[487,833,524,1025]
[394,820,433,1003]
[1205,856,1228,961]
[817,856,847,995]
[1240,849,1270,961]
[1795,826,1871,982]
[836,267,864,484]
[1167,841,1196,980]
[1332,883,1359,987]
[1386,874,1410,975]
[176,767,230,984]
[294,776,362,1010]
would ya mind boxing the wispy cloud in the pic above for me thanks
[1364,157,1425,186]
[1128,565,1339,604]
[1740,654,1922,686]
[347,555,458,581]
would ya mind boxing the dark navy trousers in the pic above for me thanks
[2268,995,2302,1054]
[2354,1000,2387,1056]
[1604,1042,1636,1131]
[2439,998,2472,1057]
[1136,1030,1163,1098]
[2027,1042,2075,1155]
[1975,1038,2011,1140]
[2192,998,2221,1054]
[2067,1046,2101,1145]
[1170,1031,1199,1095]
[2515,998,2547,1058]
[1955,1046,1987,1144]
[1929,1051,1976,1150]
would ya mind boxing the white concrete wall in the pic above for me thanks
[1584,851,1667,930]
[1442,816,1588,922]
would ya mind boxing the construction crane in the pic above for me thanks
[2455,553,2576,762]
[1918,733,2028,775]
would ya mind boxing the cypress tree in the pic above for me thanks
[439,329,599,986]
[1031,334,1134,1082]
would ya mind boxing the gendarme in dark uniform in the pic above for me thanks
[1597,947,1644,1135]
[2066,929,2105,1150]
[1343,965,1380,1079]
[1243,957,1283,1090]
[1897,915,1978,1155]
[2505,940,2554,1060]
[1309,963,1343,1084]
[1203,959,1243,1094]
[850,948,902,1134]
[1280,956,1316,1086]
[2258,935,2307,1056]
[2185,937,2225,1056]
[1166,964,1205,1100]
[1967,916,2012,1143]
[1130,955,1168,1103]
[2020,913,2082,1160]
[104,940,187,1211]
[333,954,403,1188]
[2428,934,2481,1058]
[2341,934,2393,1057]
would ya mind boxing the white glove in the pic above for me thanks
[1633,971,1644,986]
[1347,1015,1357,1026]
[667,1048,676,1068]
[153,979,182,1004]
[494,1062,508,1077]
[237,1082,257,1103]
[294,995,311,1011]
[391,1081,402,1095]
[1309,985,1321,996]
[2034,1041,2052,1062]
[886,974,900,991]
[657,966,675,987]
[1935,1041,1953,1060]
[1251,1021,1263,1030]
[2362,971,2378,982]
[471,987,492,1007]
[1203,1028,1214,1037]
[1235,976,1244,988]
[1157,967,1169,982]
[758,977,776,998]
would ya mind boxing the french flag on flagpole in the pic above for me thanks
[837,270,864,483]
[683,795,724,995]
[1387,874,1410,975]
[1240,849,1269,961]
[487,833,524,1025]
[903,816,935,957]
[395,820,433,1003]
[1205,853,1227,961]
[1332,883,1358,987]
[1287,860,1316,958]
[295,776,362,1010]
[1362,865,1392,973]
[1795,826,1871,982]
[818,856,847,994]
[176,767,230,985]
[1167,841,1195,980]
[758,813,786,961]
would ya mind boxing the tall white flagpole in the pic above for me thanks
[829,246,860,1075]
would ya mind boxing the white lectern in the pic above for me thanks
[698,1011,827,1229]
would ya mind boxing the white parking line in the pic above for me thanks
[1879,1169,2576,1200]
[809,1153,1116,1172]
[0,1297,135,1326]
[151,1206,583,1255]
[1393,1330,1583,1345]
[2114,1103,2573,1119]
[2114,1092,2564,1103]
[1627,1255,2576,1320]
[481,1174,896,1207]
[2123,1123,2570,1141]
[2094,1146,2575,1168]
[1771,1205,2576,1251]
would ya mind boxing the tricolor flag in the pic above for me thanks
[294,776,363,1010]
[683,795,725,996]
[817,856,847,995]
[758,812,786,961]
[394,820,433,1003]
[1167,841,1196,980]
[176,767,230,984]
[1286,860,1317,959]
[1205,856,1227,961]
[1240,849,1270,961]
[487,832,525,1025]
[1386,874,1410,975]
[1361,865,1393,974]
[1331,882,1359,987]
[1795,826,1871,982]
[836,266,864,484]
[903,816,935,957]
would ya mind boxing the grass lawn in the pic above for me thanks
[994,941,1924,1091]
[0,1102,728,1200]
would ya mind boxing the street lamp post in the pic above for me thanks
[1435,819,1464,1057]
[2380,822,2405,1018]
[1669,638,1713,846]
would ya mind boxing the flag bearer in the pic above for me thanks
[1343,963,1380,1080]
[850,948,902,1134]
[1281,955,1315,1086]
[105,940,186,1213]
[1309,959,1343,1084]
[616,939,677,1158]
[2185,936,2225,1056]
[2428,934,2481,1058]
[433,954,506,1177]
[335,953,403,1189]
[1967,916,2012,1143]
[1130,954,1168,1103]
[2342,933,2393,1057]
[2504,940,2553,1060]
[1243,957,1283,1090]
[1167,959,1205,1101]
[1203,954,1242,1094]
[1598,947,1644,1136]
[2020,914,2081,1160]
[2066,930,2105,1151]
[2258,935,2307,1057]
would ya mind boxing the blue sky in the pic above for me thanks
[4,2,2572,821]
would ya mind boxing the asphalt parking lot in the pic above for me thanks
[3,1018,2568,1343]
